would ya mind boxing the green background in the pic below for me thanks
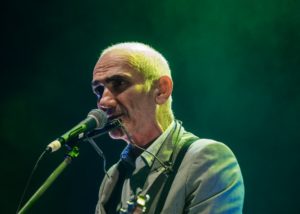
[1,0,299,213]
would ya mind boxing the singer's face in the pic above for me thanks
[92,53,162,146]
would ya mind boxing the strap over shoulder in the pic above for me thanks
[152,135,199,214]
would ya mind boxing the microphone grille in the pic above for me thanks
[88,109,107,129]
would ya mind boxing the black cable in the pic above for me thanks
[86,137,110,178]
[119,123,173,172]
[16,149,49,214]
[84,119,122,178]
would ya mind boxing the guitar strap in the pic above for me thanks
[146,135,199,214]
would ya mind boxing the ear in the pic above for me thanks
[155,76,173,104]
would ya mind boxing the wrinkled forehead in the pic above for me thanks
[93,52,147,83]
[94,52,130,73]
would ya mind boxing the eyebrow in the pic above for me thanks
[91,74,131,87]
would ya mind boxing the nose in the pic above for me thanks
[97,88,117,112]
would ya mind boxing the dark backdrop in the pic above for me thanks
[1,0,299,213]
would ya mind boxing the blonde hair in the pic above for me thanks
[100,42,174,130]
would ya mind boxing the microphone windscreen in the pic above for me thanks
[88,109,107,129]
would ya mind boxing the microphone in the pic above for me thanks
[47,109,107,152]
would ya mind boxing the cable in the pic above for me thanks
[119,123,174,172]
[84,119,122,178]
[16,149,49,214]
[86,137,110,178]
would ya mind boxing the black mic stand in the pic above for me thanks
[17,146,80,214]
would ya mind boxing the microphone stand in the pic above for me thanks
[17,119,121,214]
[17,146,80,214]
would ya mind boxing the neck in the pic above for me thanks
[124,124,162,147]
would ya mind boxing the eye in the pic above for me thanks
[94,85,104,98]
[109,78,128,93]
[112,79,125,88]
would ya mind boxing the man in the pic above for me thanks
[92,42,244,213]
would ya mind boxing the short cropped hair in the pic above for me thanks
[100,42,174,130]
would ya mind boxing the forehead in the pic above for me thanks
[92,53,144,83]
[94,52,125,72]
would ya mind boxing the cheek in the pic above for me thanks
[118,85,155,117]
[130,96,156,118]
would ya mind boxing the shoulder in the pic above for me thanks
[183,138,244,195]
[187,138,237,161]
[184,138,241,178]
[179,139,244,211]
[178,129,235,159]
